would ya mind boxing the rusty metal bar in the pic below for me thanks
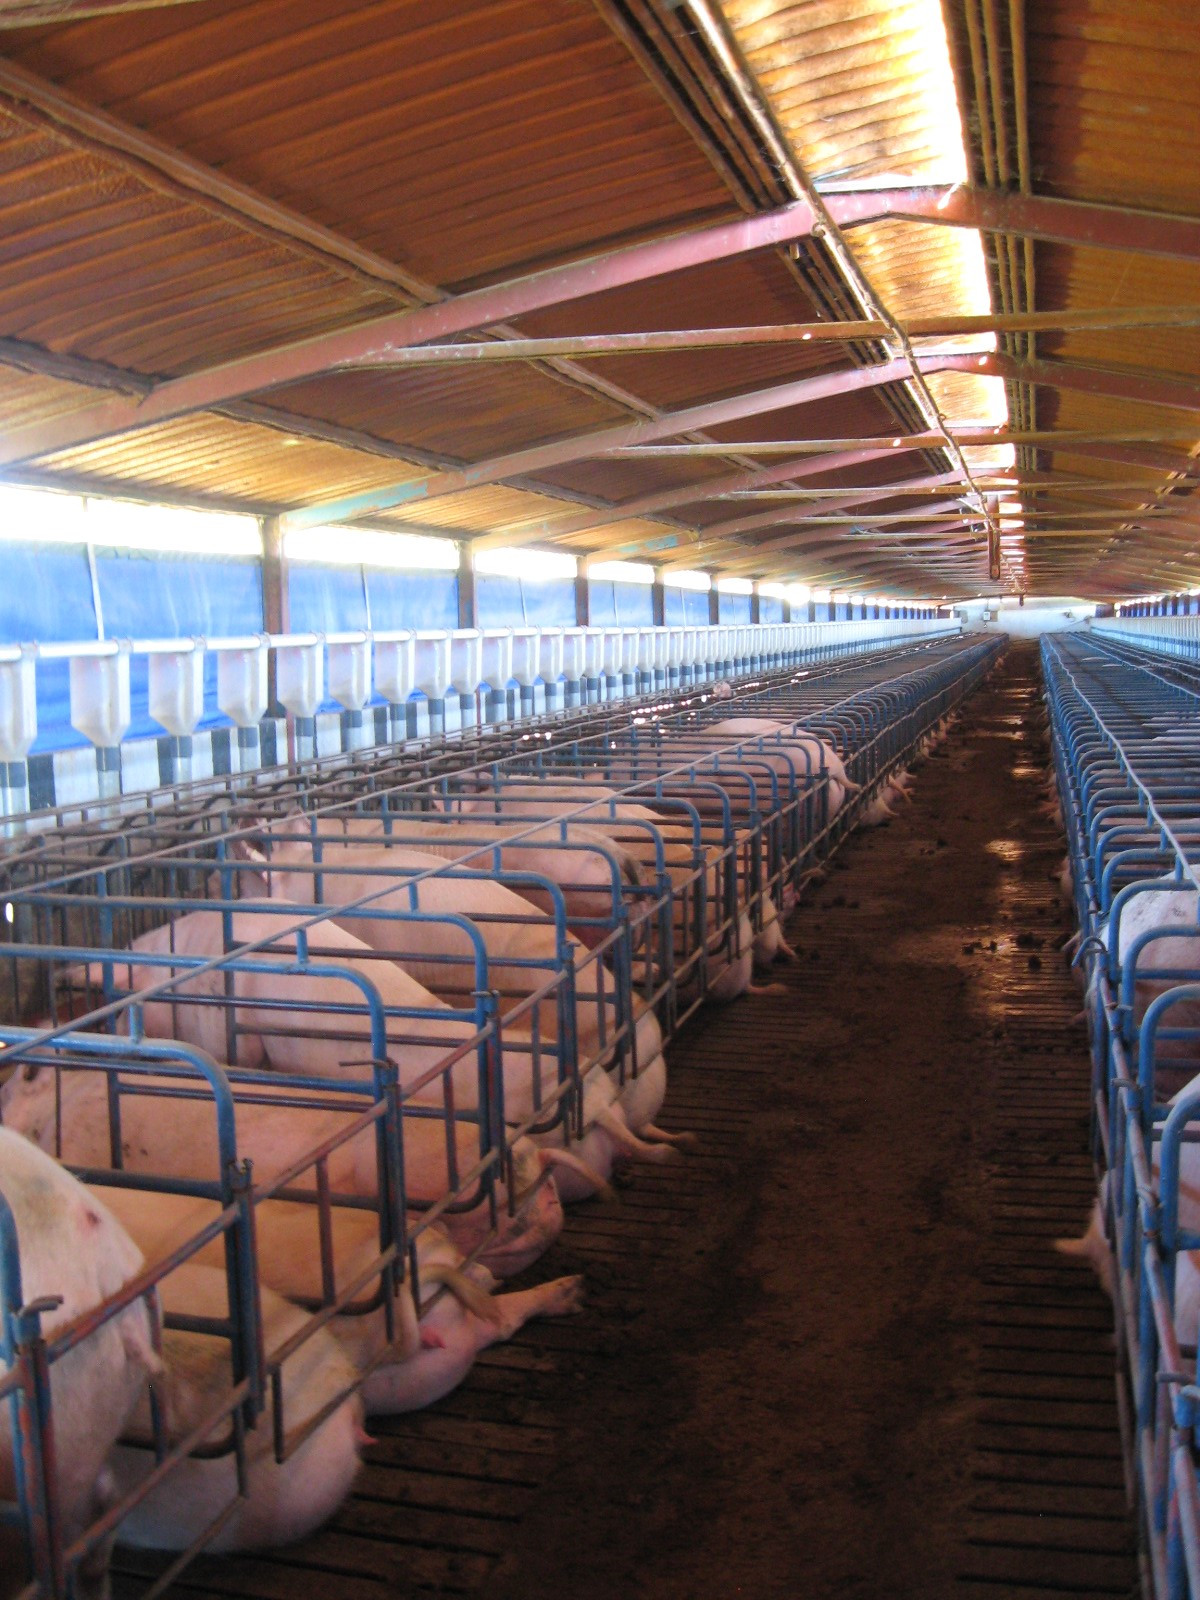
[471,441,944,554]
[830,184,1200,263]
[281,356,952,533]
[345,307,1200,368]
[980,352,1200,414]
[0,0,211,22]
[717,480,1166,501]
[660,472,970,557]
[609,430,1200,455]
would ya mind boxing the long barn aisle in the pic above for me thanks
[482,641,1139,1600]
[128,643,1139,1600]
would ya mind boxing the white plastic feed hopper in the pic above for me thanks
[148,641,205,784]
[69,646,131,800]
[0,646,37,829]
[216,638,269,774]
[327,636,373,751]
[375,630,415,743]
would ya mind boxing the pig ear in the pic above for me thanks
[227,832,271,897]
[229,834,269,866]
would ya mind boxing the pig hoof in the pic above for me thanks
[543,1275,586,1316]
[638,1142,684,1166]
[747,981,789,997]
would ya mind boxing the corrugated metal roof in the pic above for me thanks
[712,0,1012,589]
[4,0,737,282]
[949,0,1200,595]
[0,0,1190,597]
[0,105,398,373]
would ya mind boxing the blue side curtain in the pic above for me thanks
[287,562,369,633]
[367,569,458,631]
[759,596,784,624]
[718,592,752,624]
[95,550,263,638]
[476,574,575,627]
[663,586,710,625]
[588,580,654,626]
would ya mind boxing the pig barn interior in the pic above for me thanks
[0,1,1196,1596]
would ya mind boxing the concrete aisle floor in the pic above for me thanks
[485,641,1138,1600]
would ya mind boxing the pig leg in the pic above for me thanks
[73,1469,121,1600]
[1055,1201,1113,1297]
[637,1123,700,1151]
[362,1276,583,1414]
[747,980,788,997]
[771,936,800,964]
[484,1274,585,1341]
[539,1146,616,1202]
[594,1107,684,1167]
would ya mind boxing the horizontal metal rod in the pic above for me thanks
[345,307,1200,367]
[0,0,210,22]
[0,195,851,470]
[472,442,957,555]
[284,356,953,533]
[828,183,1200,261]
[608,430,1200,455]
[731,509,1186,526]
[716,481,1169,500]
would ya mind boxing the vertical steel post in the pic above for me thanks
[457,542,477,629]
[260,514,292,765]
[651,573,666,627]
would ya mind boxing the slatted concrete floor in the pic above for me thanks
[957,883,1137,1600]
[120,646,1140,1600]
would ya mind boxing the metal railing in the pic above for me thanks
[1,625,993,1599]
[1044,629,1200,1598]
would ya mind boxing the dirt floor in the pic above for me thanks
[480,641,1138,1600]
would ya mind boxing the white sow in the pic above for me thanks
[0,1128,159,1600]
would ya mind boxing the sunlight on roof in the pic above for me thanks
[287,526,458,569]
[716,577,753,594]
[663,569,712,591]
[757,581,788,598]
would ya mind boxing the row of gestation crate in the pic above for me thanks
[1047,628,1200,1600]
[0,631,1001,1599]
